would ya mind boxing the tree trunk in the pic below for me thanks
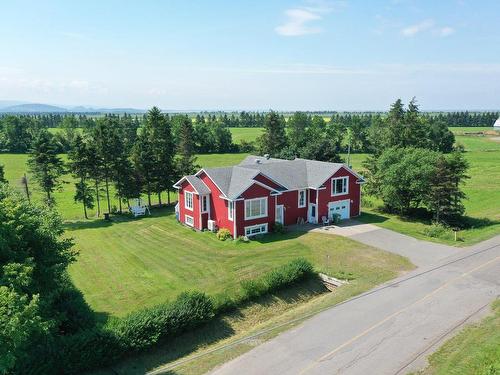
[23,174,31,203]
[147,182,152,207]
[118,197,122,214]
[105,175,111,214]
[82,177,88,219]
[158,192,162,206]
[167,188,171,205]
[95,180,101,217]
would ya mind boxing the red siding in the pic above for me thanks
[178,181,201,230]
[316,167,361,220]
[253,173,285,190]
[277,190,308,226]
[198,172,235,236]
[236,183,276,237]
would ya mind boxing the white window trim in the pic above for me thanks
[228,200,234,221]
[184,191,194,211]
[185,215,194,227]
[201,195,209,213]
[298,189,306,208]
[331,176,349,196]
[244,223,268,237]
[244,197,268,220]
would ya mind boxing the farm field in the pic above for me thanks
[68,207,412,317]
[229,127,263,143]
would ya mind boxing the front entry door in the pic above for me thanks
[308,204,317,223]
[275,204,284,225]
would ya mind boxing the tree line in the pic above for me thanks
[24,107,200,218]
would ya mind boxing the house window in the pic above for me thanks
[228,200,234,221]
[185,191,194,210]
[331,177,349,196]
[298,190,306,208]
[245,223,268,237]
[185,215,194,227]
[201,195,209,213]
[244,197,268,220]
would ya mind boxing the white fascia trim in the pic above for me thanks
[173,177,200,194]
[196,169,228,198]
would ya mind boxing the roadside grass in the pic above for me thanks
[68,206,412,317]
[0,152,248,220]
[415,299,500,375]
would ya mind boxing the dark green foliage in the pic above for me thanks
[428,121,455,153]
[258,111,288,157]
[110,291,214,352]
[272,222,286,234]
[27,130,65,203]
[216,228,232,241]
[68,134,95,218]
[175,115,198,177]
[0,164,6,184]
[0,185,94,373]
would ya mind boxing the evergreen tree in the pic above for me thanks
[27,131,65,204]
[287,112,310,153]
[258,111,288,156]
[132,125,156,207]
[68,135,94,219]
[175,115,198,177]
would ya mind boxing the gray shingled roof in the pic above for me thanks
[184,175,211,195]
[194,155,351,199]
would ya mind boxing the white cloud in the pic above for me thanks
[275,8,322,36]
[401,19,435,37]
[439,26,455,37]
[275,0,342,36]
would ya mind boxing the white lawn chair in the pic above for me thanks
[322,216,330,226]
[130,198,150,217]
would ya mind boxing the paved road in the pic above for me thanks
[210,234,500,375]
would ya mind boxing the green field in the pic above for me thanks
[68,207,412,317]
[416,300,500,375]
[0,153,248,220]
[229,127,263,144]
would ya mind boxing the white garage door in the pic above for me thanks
[328,200,350,220]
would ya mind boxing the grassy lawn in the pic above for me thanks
[0,152,248,220]
[416,299,500,375]
[68,206,412,317]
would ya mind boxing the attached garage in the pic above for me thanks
[328,200,350,220]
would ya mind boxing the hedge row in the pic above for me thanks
[16,259,315,374]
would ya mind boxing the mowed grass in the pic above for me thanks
[0,152,248,220]
[67,207,412,317]
[416,299,500,375]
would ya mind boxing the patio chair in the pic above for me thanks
[321,216,330,226]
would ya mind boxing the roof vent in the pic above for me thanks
[264,154,270,160]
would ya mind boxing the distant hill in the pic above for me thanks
[0,103,68,113]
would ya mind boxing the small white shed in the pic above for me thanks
[494,118,500,128]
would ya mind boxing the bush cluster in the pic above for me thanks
[17,292,214,374]
[216,228,232,241]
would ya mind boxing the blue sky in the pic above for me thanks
[0,0,499,110]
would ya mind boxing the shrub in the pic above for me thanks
[240,279,267,300]
[273,222,286,234]
[331,213,341,224]
[264,258,314,292]
[216,228,232,241]
[423,223,451,239]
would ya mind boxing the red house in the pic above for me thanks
[173,155,364,238]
